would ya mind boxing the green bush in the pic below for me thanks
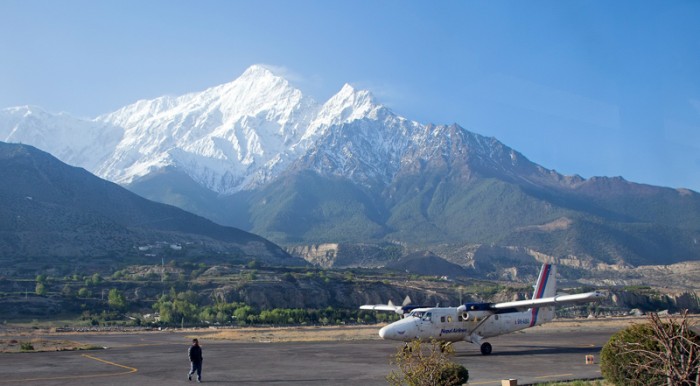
[439,362,469,385]
[20,341,34,351]
[601,313,700,386]
[601,323,664,385]
[387,340,468,386]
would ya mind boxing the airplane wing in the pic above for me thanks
[360,296,415,315]
[360,304,402,313]
[361,302,441,318]
[492,291,605,310]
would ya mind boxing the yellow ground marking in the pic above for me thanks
[81,354,139,373]
[535,373,574,379]
[0,353,137,383]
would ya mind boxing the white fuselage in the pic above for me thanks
[378,306,553,344]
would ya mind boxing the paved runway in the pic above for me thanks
[0,325,617,385]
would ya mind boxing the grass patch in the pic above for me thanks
[195,324,383,343]
[0,338,102,353]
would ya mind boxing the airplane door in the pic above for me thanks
[418,312,433,334]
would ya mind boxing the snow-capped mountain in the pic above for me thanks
[93,65,323,193]
[0,64,551,195]
[0,105,123,171]
[2,65,699,271]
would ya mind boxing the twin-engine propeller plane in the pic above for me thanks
[361,264,605,355]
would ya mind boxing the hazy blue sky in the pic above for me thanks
[1,0,699,191]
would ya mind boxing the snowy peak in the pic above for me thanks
[240,64,275,78]
[98,64,311,129]
[91,65,401,192]
[90,65,328,192]
[1,105,123,169]
[331,83,377,113]
[212,64,315,122]
[0,64,558,196]
[236,64,284,85]
[314,83,382,127]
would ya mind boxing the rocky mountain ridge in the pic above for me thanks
[0,142,302,267]
[1,65,699,274]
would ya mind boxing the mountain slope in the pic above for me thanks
[0,106,123,170]
[1,65,699,270]
[0,142,303,266]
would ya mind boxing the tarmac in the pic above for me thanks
[0,324,617,385]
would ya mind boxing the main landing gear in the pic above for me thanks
[480,342,492,355]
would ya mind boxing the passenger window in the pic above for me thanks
[447,316,453,323]
[441,316,445,323]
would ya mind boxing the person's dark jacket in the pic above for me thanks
[188,345,203,363]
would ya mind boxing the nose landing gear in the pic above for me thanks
[480,342,492,355]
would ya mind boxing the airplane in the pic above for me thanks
[360,264,605,355]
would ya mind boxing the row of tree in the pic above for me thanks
[152,289,398,326]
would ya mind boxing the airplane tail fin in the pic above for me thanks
[530,264,556,326]
[532,264,556,299]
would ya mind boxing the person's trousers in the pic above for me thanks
[189,361,202,379]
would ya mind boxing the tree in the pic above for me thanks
[152,289,200,325]
[35,282,46,296]
[107,289,127,311]
[601,310,699,385]
[78,287,91,298]
[233,305,253,325]
[387,339,468,386]
[61,284,73,296]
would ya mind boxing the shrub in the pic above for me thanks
[601,311,699,385]
[387,339,468,386]
[439,362,469,385]
[20,341,34,351]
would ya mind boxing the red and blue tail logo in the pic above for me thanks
[529,264,553,327]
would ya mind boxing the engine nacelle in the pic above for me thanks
[458,303,494,322]
[461,310,490,322]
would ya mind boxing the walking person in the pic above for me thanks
[187,338,203,382]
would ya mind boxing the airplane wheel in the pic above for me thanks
[480,342,492,355]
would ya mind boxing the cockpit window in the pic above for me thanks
[423,312,432,321]
[409,311,424,318]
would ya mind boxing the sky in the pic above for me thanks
[1,0,699,191]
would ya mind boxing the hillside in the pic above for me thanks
[1,65,699,273]
[0,142,304,270]
[228,162,700,270]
